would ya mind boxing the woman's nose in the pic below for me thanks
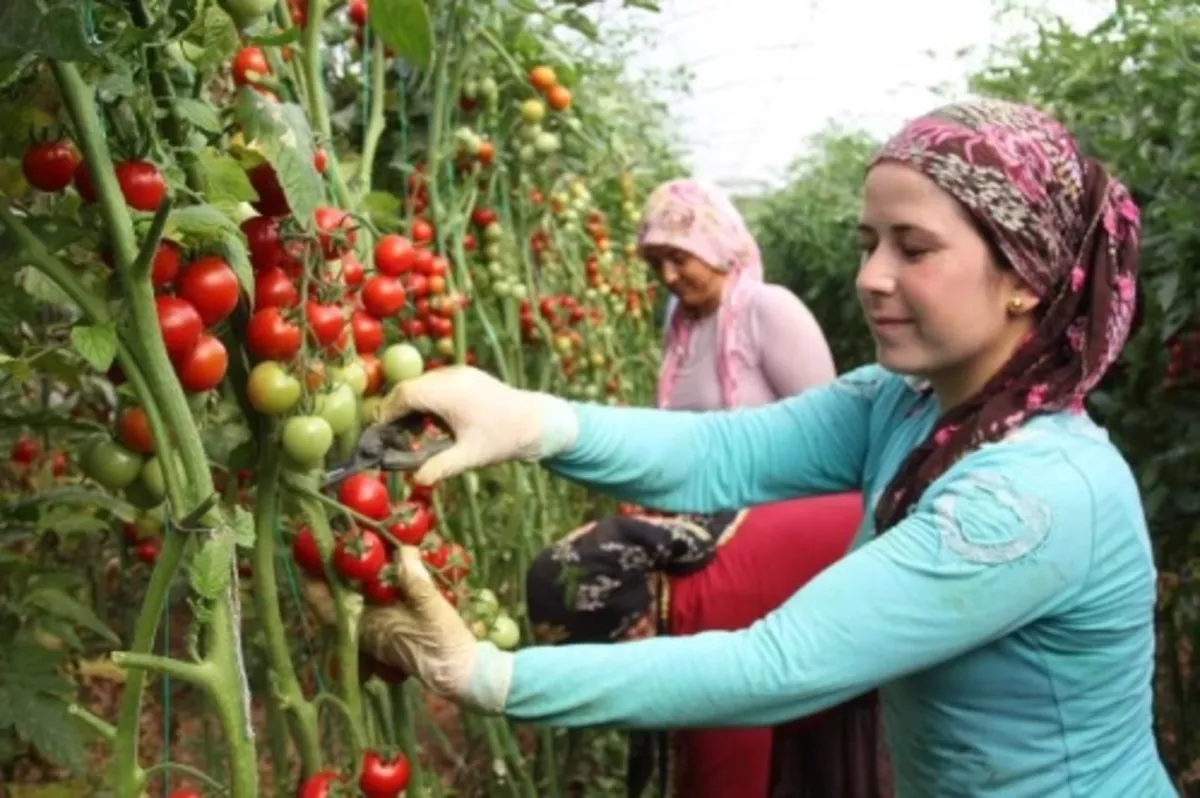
[855,252,896,297]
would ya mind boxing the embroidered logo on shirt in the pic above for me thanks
[930,472,1053,564]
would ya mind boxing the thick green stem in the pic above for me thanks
[252,436,323,774]
[358,35,388,198]
[303,0,352,208]
[51,60,250,794]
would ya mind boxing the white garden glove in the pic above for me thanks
[302,546,514,713]
[371,365,579,485]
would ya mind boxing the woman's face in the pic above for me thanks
[856,163,1039,408]
[644,245,726,315]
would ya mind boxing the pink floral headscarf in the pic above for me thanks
[637,178,764,409]
[869,99,1142,533]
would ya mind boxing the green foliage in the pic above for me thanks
[745,127,879,371]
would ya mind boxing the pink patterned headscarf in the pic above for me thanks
[637,178,764,409]
[869,99,1142,533]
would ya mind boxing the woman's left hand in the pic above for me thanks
[302,546,511,712]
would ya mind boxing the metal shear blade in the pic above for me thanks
[321,413,454,488]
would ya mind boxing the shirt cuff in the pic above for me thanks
[531,393,581,460]
[462,641,514,715]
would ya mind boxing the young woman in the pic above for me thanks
[523,494,884,798]
[310,99,1172,796]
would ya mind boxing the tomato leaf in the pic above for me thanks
[370,0,433,71]
[559,9,598,41]
[623,0,661,10]
[24,588,120,645]
[232,506,255,549]
[235,91,322,223]
[184,6,240,70]
[189,532,235,600]
[69,323,118,372]
[19,268,75,308]
[175,98,222,135]
[198,149,258,204]
[0,0,100,63]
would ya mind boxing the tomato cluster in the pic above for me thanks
[292,465,471,610]
[298,749,410,797]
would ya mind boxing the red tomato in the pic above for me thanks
[304,300,345,346]
[427,315,452,338]
[297,771,343,798]
[115,160,167,212]
[404,273,430,299]
[116,406,155,454]
[462,232,476,252]
[388,502,432,545]
[476,141,495,166]
[374,234,417,276]
[167,789,203,798]
[174,333,228,392]
[245,307,302,360]
[242,216,285,271]
[471,207,497,228]
[351,310,384,353]
[421,544,448,572]
[313,147,328,174]
[401,318,425,338]
[134,538,161,564]
[333,529,387,582]
[248,163,290,217]
[255,266,299,308]
[336,473,390,520]
[347,0,368,25]
[427,257,448,278]
[291,527,324,577]
[339,252,364,288]
[232,46,270,86]
[23,139,80,192]
[410,217,434,245]
[313,206,357,259]
[442,542,471,583]
[177,256,240,327]
[362,569,404,606]
[73,160,96,203]
[359,750,411,796]
[50,450,68,477]
[361,275,407,319]
[10,435,39,465]
[155,296,203,358]
[148,240,183,289]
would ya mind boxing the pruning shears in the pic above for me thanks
[321,412,455,488]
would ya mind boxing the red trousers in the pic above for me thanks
[663,493,864,798]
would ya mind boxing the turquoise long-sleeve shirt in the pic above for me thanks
[492,366,1175,797]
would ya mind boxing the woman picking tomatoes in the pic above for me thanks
[307,100,1173,796]
[523,494,885,798]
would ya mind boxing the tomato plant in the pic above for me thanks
[0,0,680,793]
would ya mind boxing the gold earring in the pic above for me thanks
[1007,297,1025,314]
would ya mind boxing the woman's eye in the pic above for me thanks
[900,247,930,261]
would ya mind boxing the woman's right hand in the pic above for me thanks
[371,365,580,485]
